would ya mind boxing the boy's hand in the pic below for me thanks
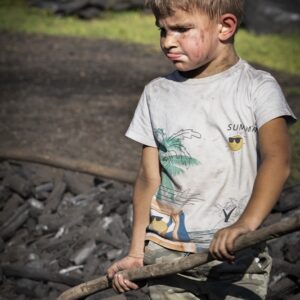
[209,222,252,262]
[106,256,143,293]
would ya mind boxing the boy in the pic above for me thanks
[107,0,296,299]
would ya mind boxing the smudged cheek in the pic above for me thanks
[181,34,207,61]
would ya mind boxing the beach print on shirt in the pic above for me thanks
[148,198,191,242]
[154,128,202,204]
[148,128,202,243]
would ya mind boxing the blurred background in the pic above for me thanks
[0,1,299,300]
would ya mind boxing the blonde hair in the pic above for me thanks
[145,0,245,26]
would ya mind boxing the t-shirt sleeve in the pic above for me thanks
[252,74,297,129]
[125,87,157,147]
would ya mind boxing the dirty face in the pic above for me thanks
[158,8,221,77]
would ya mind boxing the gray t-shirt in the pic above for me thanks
[126,60,296,253]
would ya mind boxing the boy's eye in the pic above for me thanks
[176,27,190,33]
[158,27,167,36]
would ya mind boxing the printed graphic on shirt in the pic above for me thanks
[154,128,201,203]
[228,135,244,151]
[227,123,257,133]
[212,196,248,229]
[148,198,190,242]
[226,123,256,152]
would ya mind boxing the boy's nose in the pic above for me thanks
[161,32,177,50]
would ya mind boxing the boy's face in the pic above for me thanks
[157,9,222,77]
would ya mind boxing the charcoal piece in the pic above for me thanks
[0,202,29,240]
[0,265,2,284]
[34,281,50,298]
[85,289,122,300]
[107,214,129,246]
[44,180,66,213]
[38,213,65,233]
[83,255,100,280]
[102,198,119,215]
[5,228,28,249]
[94,227,122,248]
[2,173,32,198]
[268,277,297,299]
[16,278,39,298]
[282,233,300,263]
[0,237,4,253]
[0,193,24,227]
[2,264,82,286]
[58,256,70,269]
[0,184,11,203]
[275,184,300,213]
[106,248,123,261]
[71,240,97,265]
[25,217,37,232]
[97,260,111,278]
[34,182,54,200]
[116,202,129,216]
[273,259,300,278]
[39,208,84,233]
[48,281,71,293]
[93,176,106,186]
[28,198,45,218]
[126,288,150,300]
[64,172,93,195]
[5,243,29,264]
[284,292,300,300]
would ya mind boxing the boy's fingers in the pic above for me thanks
[113,274,126,293]
[107,263,120,278]
[210,236,221,260]
[210,231,235,261]
[113,273,135,293]
[124,279,139,290]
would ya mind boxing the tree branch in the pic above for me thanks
[0,148,136,184]
[58,213,300,300]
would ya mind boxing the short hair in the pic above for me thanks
[145,0,245,26]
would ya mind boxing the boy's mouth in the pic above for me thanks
[166,53,183,61]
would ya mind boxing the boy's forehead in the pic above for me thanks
[155,8,210,26]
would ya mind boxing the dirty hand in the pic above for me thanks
[106,256,144,293]
[209,222,252,262]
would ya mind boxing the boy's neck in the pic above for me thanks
[179,47,239,79]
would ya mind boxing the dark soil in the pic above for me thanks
[0,32,299,175]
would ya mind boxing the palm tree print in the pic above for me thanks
[154,128,201,202]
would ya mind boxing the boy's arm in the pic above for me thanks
[210,117,291,261]
[129,145,161,257]
[107,145,161,292]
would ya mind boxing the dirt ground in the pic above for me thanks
[0,32,299,176]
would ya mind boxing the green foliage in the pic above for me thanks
[236,30,300,76]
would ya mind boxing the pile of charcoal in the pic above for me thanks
[0,161,148,299]
[0,160,299,300]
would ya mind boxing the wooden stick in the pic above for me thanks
[58,213,300,300]
[0,148,136,184]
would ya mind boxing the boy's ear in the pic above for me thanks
[218,14,238,42]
